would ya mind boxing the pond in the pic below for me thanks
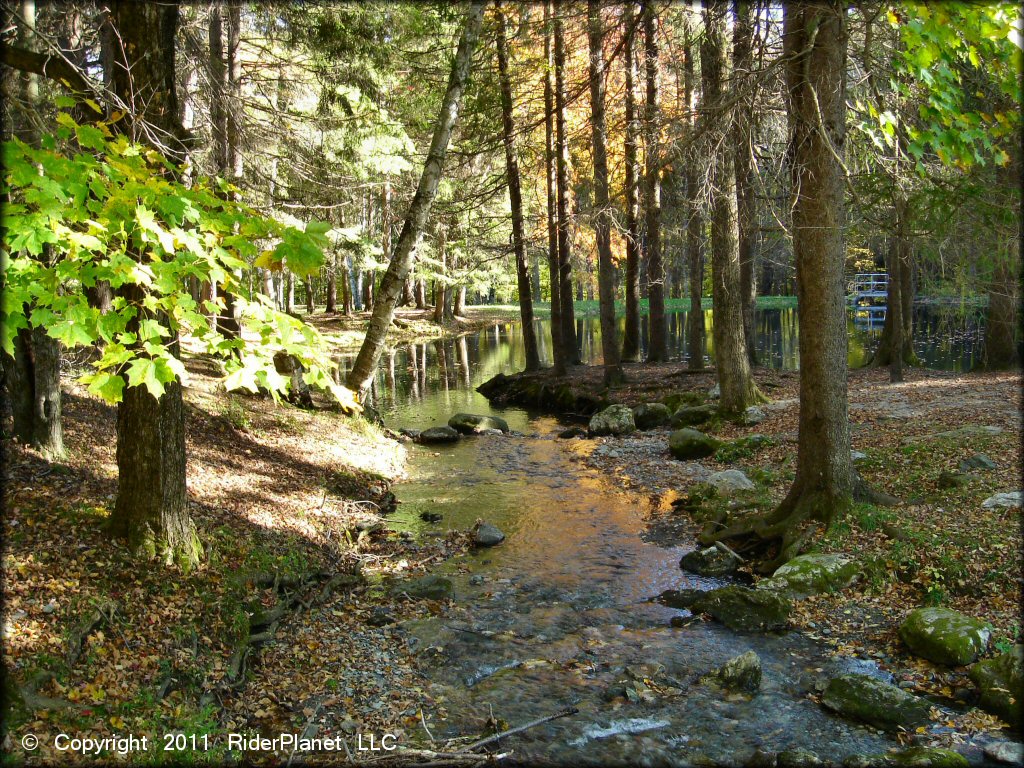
[332,305,983,765]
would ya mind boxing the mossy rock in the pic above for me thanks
[632,402,672,430]
[588,404,636,436]
[757,553,860,599]
[851,748,968,768]
[680,546,739,577]
[448,413,510,434]
[670,404,718,428]
[706,650,761,692]
[898,607,991,666]
[399,575,453,601]
[690,586,791,632]
[417,426,460,444]
[663,391,706,412]
[968,645,1023,728]
[669,428,723,460]
[821,673,931,731]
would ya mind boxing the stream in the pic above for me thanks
[335,308,986,765]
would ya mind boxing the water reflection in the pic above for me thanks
[336,306,985,420]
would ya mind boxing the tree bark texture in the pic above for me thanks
[105,0,199,568]
[543,1,565,374]
[683,13,705,371]
[587,0,622,384]
[643,2,667,362]
[621,1,642,364]
[554,7,578,364]
[495,2,540,371]
[701,2,760,414]
[733,0,758,364]
[983,259,1021,369]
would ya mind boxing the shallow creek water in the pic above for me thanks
[334,341,931,766]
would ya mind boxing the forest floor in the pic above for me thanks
[560,362,1022,740]
[1,349,477,765]
[305,306,519,354]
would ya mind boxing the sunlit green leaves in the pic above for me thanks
[2,115,360,412]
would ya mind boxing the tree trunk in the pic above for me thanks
[870,201,918,368]
[345,3,485,397]
[983,259,1021,369]
[104,0,197,567]
[3,330,35,445]
[415,279,426,310]
[733,0,758,365]
[643,2,667,362]
[453,285,466,317]
[588,0,623,385]
[684,13,705,371]
[305,277,315,315]
[325,252,337,313]
[621,1,642,364]
[496,3,540,372]
[706,1,851,571]
[554,6,578,364]
[888,229,905,383]
[341,262,353,315]
[362,271,374,313]
[543,1,565,374]
[701,2,760,414]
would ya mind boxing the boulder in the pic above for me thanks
[708,650,762,693]
[982,491,1022,509]
[960,453,997,472]
[654,588,705,609]
[898,607,990,666]
[669,428,722,460]
[588,404,636,437]
[820,673,931,731]
[757,554,860,599]
[777,751,823,768]
[671,404,718,428]
[984,741,1024,765]
[690,586,791,632]
[401,575,453,600]
[743,406,767,425]
[417,426,460,444]
[680,546,739,577]
[709,383,721,400]
[473,522,505,548]
[968,645,1023,727]
[557,427,588,439]
[662,391,705,413]
[708,469,756,494]
[448,413,510,435]
[632,402,672,430]
[886,748,968,767]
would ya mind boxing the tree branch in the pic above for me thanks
[0,45,105,118]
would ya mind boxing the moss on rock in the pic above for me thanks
[898,607,991,666]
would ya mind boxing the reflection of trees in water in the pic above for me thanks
[343,306,981,411]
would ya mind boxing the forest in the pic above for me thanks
[1,1,1021,766]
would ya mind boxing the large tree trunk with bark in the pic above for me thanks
[104,0,199,569]
[496,3,540,372]
[621,1,642,364]
[553,7,578,364]
[346,3,485,397]
[588,0,623,385]
[543,1,565,374]
[870,201,918,369]
[701,3,761,415]
[643,2,667,362]
[704,2,851,571]
[733,0,758,365]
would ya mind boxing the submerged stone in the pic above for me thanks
[708,650,762,692]
[690,586,791,632]
[984,741,1024,765]
[557,426,588,439]
[777,750,823,768]
[448,413,510,435]
[968,645,1023,727]
[588,404,636,437]
[654,588,704,609]
[669,428,722,460]
[898,607,990,666]
[401,575,453,600]
[757,553,860,599]
[473,522,506,548]
[680,546,739,577]
[632,402,672,430]
[821,673,931,731]
[417,426,460,444]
